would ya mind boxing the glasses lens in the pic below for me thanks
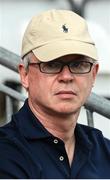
[40,61,61,73]
[70,61,91,74]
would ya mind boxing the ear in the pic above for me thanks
[18,64,29,90]
[92,63,99,82]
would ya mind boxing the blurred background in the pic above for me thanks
[0,0,110,138]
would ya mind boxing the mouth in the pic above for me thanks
[55,90,77,99]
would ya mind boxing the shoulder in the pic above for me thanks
[0,119,31,178]
[0,114,29,161]
[0,119,24,155]
[76,123,110,147]
[77,123,105,136]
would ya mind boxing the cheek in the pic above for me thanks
[28,74,51,99]
[78,76,93,100]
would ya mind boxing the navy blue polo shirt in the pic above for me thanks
[0,99,110,178]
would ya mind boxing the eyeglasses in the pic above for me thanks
[28,60,95,74]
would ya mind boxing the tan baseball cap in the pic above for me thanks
[21,9,98,61]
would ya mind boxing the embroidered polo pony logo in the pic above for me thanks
[62,24,68,33]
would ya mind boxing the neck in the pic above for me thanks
[28,99,80,165]
[29,99,79,141]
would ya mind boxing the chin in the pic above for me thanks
[56,106,79,115]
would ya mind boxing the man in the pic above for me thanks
[0,9,110,178]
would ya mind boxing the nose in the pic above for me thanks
[57,65,74,83]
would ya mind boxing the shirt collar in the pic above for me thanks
[75,123,93,152]
[13,99,52,140]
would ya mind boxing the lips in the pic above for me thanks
[55,90,77,98]
[56,91,76,95]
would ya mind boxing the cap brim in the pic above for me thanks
[32,40,98,62]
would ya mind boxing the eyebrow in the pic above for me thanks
[53,58,93,63]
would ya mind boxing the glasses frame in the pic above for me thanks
[28,60,96,74]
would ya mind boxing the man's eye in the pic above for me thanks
[47,62,56,68]
[46,62,60,69]
[72,62,81,67]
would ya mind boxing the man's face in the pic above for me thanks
[19,54,99,116]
